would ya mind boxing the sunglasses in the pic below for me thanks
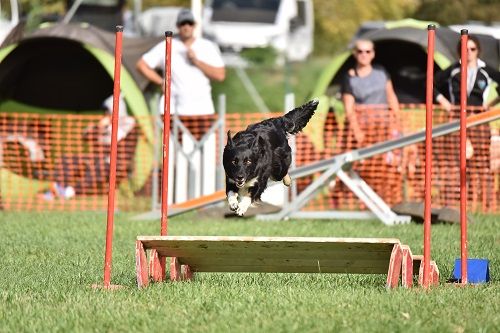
[356,49,373,54]
[179,21,194,27]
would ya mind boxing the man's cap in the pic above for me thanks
[176,8,195,25]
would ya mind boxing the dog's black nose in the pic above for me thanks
[236,176,244,182]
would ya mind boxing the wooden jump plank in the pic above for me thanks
[135,236,437,289]
[139,237,399,253]
[171,265,392,274]
[135,236,405,288]
[175,258,392,274]
[150,247,390,260]
[138,235,402,244]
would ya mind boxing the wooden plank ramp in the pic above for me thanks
[134,236,430,289]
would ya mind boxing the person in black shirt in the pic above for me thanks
[434,35,499,209]
[434,35,500,110]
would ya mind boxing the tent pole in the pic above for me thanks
[63,0,84,24]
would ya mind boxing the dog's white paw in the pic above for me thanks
[228,197,239,211]
[236,206,246,216]
[282,174,291,187]
[235,197,252,216]
[227,191,239,211]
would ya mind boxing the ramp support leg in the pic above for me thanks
[401,245,414,288]
[149,249,165,282]
[170,258,194,281]
[386,243,403,289]
[170,257,181,281]
[135,240,149,288]
[418,260,439,287]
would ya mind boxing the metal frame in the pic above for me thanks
[257,109,500,224]
[150,94,225,211]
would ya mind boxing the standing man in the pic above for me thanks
[136,8,225,203]
[136,8,225,115]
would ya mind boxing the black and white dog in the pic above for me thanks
[223,99,319,216]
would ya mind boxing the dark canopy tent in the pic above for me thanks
[0,23,160,113]
[0,23,162,197]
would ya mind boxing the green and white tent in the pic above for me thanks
[0,22,161,197]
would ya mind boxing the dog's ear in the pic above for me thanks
[226,130,233,146]
[252,135,267,155]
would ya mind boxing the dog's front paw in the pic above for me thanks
[236,206,247,216]
[228,197,239,211]
[235,197,252,216]
[282,174,291,187]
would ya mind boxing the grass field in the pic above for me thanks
[0,211,498,332]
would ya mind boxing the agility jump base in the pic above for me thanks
[135,236,439,289]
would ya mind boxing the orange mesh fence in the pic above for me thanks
[1,106,498,213]
[0,113,147,211]
[296,105,499,213]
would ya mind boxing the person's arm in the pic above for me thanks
[484,65,500,109]
[434,65,454,112]
[386,79,402,131]
[342,93,364,145]
[341,71,364,144]
[136,58,163,87]
[187,48,225,82]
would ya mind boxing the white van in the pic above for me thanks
[0,0,19,45]
[202,0,314,61]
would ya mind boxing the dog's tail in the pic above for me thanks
[282,99,319,135]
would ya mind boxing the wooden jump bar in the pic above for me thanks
[136,236,438,288]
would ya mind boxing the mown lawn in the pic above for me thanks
[0,211,498,332]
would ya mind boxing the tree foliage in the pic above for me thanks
[14,0,499,55]
[312,0,419,54]
[413,0,500,26]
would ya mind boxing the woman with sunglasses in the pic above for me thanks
[433,35,500,209]
[339,39,404,205]
[341,39,401,146]
[434,35,500,112]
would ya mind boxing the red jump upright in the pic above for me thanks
[100,25,124,290]
[148,31,174,283]
[459,30,469,285]
[422,24,435,289]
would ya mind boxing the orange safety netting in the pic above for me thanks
[0,106,499,213]
[294,105,499,213]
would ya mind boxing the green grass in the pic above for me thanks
[0,212,498,332]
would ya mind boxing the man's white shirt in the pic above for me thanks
[142,37,224,115]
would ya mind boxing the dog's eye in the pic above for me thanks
[244,160,252,165]
[232,159,238,165]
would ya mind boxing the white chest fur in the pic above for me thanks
[227,177,257,216]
